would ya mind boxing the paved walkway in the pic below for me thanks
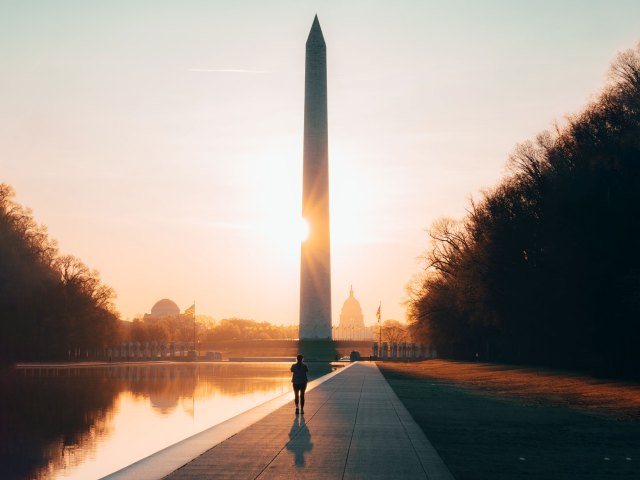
[164,362,454,480]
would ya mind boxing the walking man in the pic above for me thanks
[291,354,309,414]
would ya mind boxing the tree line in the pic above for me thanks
[408,45,640,379]
[0,185,120,363]
[0,184,311,363]
[201,318,298,342]
[122,315,299,344]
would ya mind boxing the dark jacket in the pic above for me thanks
[290,362,309,384]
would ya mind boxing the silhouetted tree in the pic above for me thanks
[409,44,640,378]
[0,185,121,362]
[381,320,411,344]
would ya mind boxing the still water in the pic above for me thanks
[0,362,336,480]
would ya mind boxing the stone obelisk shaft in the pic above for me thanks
[299,16,332,339]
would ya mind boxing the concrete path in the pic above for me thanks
[165,362,454,480]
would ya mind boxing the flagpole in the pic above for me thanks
[192,300,196,358]
[377,302,382,358]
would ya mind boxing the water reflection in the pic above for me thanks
[287,416,313,467]
[0,362,335,479]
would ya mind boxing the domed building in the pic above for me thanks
[150,299,180,317]
[140,299,195,352]
[333,286,373,340]
[144,298,181,321]
[339,286,364,329]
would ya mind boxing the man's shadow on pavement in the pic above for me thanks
[286,415,314,466]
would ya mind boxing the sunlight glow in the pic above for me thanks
[4,1,640,325]
[298,217,310,243]
[249,144,307,251]
[257,215,309,247]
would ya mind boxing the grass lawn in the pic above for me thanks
[379,360,640,480]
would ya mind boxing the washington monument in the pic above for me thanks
[299,16,332,339]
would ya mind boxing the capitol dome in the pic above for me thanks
[339,286,365,328]
[150,299,180,317]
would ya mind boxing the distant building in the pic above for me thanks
[140,299,193,347]
[144,298,182,322]
[332,287,373,340]
[340,286,364,328]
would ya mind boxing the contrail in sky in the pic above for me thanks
[188,68,267,73]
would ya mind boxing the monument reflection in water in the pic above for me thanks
[0,362,335,479]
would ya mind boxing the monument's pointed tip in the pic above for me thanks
[307,14,325,46]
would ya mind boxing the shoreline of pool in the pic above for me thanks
[100,362,355,480]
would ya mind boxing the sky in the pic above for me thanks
[2,0,639,325]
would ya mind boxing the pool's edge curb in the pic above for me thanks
[100,362,355,480]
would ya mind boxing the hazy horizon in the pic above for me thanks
[2,0,640,324]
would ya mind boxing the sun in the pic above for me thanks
[298,217,310,243]
[256,215,310,247]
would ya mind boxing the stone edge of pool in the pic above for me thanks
[100,362,355,480]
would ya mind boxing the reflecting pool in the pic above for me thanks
[0,362,336,479]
